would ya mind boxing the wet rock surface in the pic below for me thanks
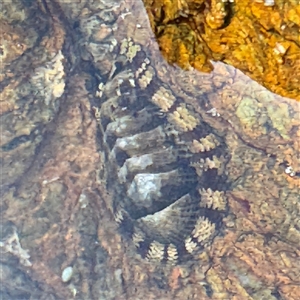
[0,0,299,299]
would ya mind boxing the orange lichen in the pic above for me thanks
[143,0,300,100]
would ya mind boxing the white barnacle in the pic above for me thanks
[285,166,296,177]
[264,0,275,6]
[129,78,135,87]
[274,43,286,55]
[280,24,286,31]
[109,44,115,52]
[111,38,117,47]
[206,107,220,117]
[120,11,131,20]
[95,90,102,98]
[96,82,104,97]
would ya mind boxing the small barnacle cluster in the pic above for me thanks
[168,103,199,132]
[135,57,151,77]
[95,82,104,98]
[120,37,141,62]
[206,107,220,117]
[285,165,296,177]
[132,57,154,89]
[137,67,154,89]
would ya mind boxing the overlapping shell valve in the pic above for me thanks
[95,38,230,265]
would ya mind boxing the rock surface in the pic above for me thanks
[0,0,299,299]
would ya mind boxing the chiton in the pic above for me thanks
[95,38,231,265]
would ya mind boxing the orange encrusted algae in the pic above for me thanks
[143,0,300,100]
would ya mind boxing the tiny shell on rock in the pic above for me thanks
[61,266,73,283]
